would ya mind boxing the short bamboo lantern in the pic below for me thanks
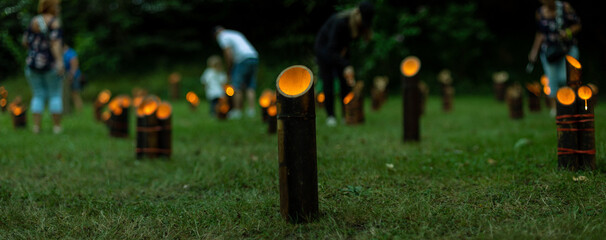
[107,95,131,138]
[0,86,7,113]
[259,89,274,122]
[493,71,509,102]
[276,65,318,223]
[136,96,160,159]
[401,56,421,142]
[344,81,365,125]
[540,75,553,109]
[216,97,230,120]
[168,72,181,100]
[316,92,325,109]
[526,82,542,112]
[9,98,26,128]
[186,91,200,110]
[506,82,524,119]
[438,69,454,112]
[371,76,388,111]
[94,89,111,121]
[156,101,172,158]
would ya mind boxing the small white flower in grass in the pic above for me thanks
[573,176,587,182]
[183,185,189,189]
[385,163,394,169]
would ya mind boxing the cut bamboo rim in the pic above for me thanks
[156,102,172,119]
[267,105,277,117]
[343,92,355,105]
[557,87,576,105]
[108,97,123,115]
[186,91,199,106]
[400,56,421,77]
[276,65,313,98]
[540,75,549,86]
[566,55,581,70]
[316,92,325,103]
[97,90,111,105]
[577,86,592,100]
[259,90,273,108]
[225,84,235,97]
[137,96,160,116]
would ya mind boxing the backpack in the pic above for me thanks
[25,15,56,72]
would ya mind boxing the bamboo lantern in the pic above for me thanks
[541,75,553,109]
[565,55,581,87]
[344,81,365,125]
[556,86,580,170]
[107,95,131,138]
[168,72,181,100]
[506,83,524,119]
[493,71,509,102]
[276,65,318,223]
[316,92,325,109]
[587,83,598,107]
[526,82,542,112]
[267,104,277,134]
[9,101,26,128]
[418,81,429,115]
[401,56,421,142]
[371,76,389,111]
[94,89,111,121]
[136,96,160,159]
[101,110,111,126]
[259,89,274,122]
[156,101,172,158]
[575,85,596,170]
[438,69,454,112]
[0,86,7,113]
[216,97,230,120]
[186,91,200,111]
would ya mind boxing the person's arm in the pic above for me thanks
[560,2,581,40]
[528,12,544,63]
[49,20,64,75]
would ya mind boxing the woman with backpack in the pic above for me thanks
[528,0,581,116]
[22,0,64,134]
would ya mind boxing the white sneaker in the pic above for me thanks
[550,108,556,117]
[227,109,242,119]
[53,125,62,134]
[326,116,337,127]
[246,108,255,118]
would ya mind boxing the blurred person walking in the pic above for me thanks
[315,0,374,126]
[63,42,83,112]
[528,0,581,116]
[201,55,228,117]
[22,0,64,134]
[213,26,259,119]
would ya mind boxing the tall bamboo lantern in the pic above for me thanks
[107,95,131,138]
[540,75,553,109]
[401,56,421,142]
[156,101,172,158]
[556,86,580,170]
[587,83,598,107]
[276,65,318,223]
[224,84,235,110]
[438,69,454,112]
[493,71,509,102]
[371,76,389,111]
[186,91,200,111]
[526,82,542,112]
[506,82,524,119]
[168,72,181,100]
[0,86,7,113]
[565,56,581,88]
[136,96,160,159]
[9,98,26,128]
[94,90,111,121]
[316,92,325,109]
[576,85,596,170]
[216,97,230,120]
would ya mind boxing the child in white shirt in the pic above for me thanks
[200,55,227,116]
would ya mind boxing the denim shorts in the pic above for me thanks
[231,58,258,90]
[540,45,579,98]
[25,67,63,114]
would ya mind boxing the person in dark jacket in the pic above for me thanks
[315,1,374,126]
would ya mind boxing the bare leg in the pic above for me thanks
[52,114,61,127]
[33,113,42,133]
[233,90,243,111]
[246,88,256,111]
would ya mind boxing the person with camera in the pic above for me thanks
[528,0,581,116]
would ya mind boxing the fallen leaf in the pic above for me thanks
[573,176,587,182]
[385,163,394,169]
[487,158,497,165]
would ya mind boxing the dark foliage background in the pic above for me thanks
[1,0,604,94]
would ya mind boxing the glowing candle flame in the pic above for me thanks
[225,85,235,97]
[267,105,277,117]
[186,91,199,106]
[0,98,6,108]
[556,87,575,105]
[259,90,273,108]
[343,92,355,105]
[540,75,549,86]
[317,92,325,103]
[578,86,592,111]
[156,102,172,119]
[400,56,421,77]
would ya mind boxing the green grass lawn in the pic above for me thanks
[1,85,605,238]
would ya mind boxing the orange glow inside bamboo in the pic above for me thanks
[267,105,277,117]
[108,98,123,115]
[526,83,541,96]
[0,86,7,99]
[400,56,421,77]
[540,75,549,86]
[140,98,159,116]
[186,91,199,106]
[156,102,172,119]
[543,86,551,96]
[168,72,181,83]
[577,86,592,100]
[343,92,355,105]
[218,100,230,114]
[97,90,111,105]
[566,55,581,69]
[12,106,23,116]
[277,66,312,96]
[259,92,272,108]
[317,92,325,103]
[121,96,131,108]
[101,111,111,122]
[556,87,575,105]
[0,98,6,107]
[225,85,235,97]
[133,96,143,108]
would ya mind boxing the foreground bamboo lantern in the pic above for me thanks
[107,95,131,138]
[371,76,388,111]
[276,65,318,223]
[526,82,542,112]
[506,82,524,119]
[136,96,160,159]
[555,56,596,171]
[344,81,365,125]
[168,72,181,100]
[401,56,421,142]
[156,101,172,158]
[186,91,200,110]
[492,71,509,102]
[94,89,111,121]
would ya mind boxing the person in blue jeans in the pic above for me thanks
[214,26,259,119]
[22,0,64,134]
[528,0,581,116]
[63,42,83,112]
